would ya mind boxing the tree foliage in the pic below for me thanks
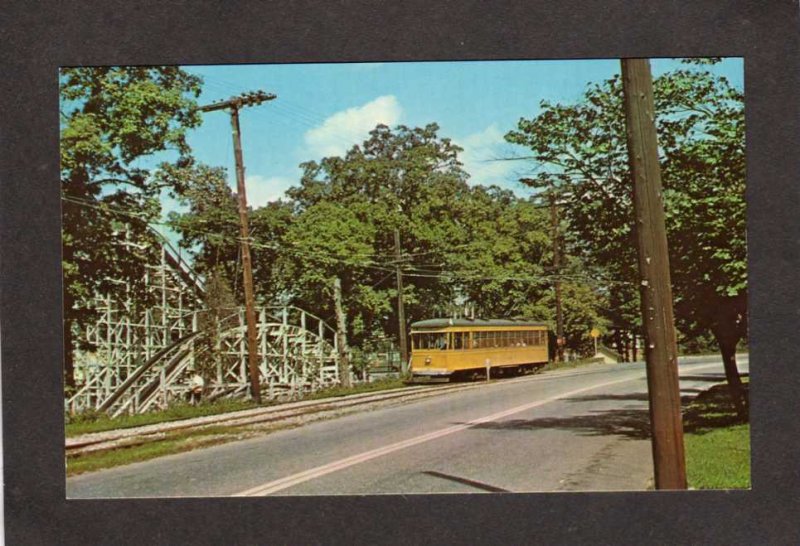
[193,267,239,391]
[262,123,607,353]
[60,66,202,387]
[161,163,239,278]
[506,62,747,406]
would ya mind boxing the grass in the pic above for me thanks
[66,377,410,438]
[67,425,251,476]
[66,377,413,475]
[303,377,408,400]
[66,399,260,437]
[683,380,750,489]
[66,379,410,475]
[539,356,604,372]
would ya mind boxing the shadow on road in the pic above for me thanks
[679,387,705,394]
[562,392,651,403]
[468,408,653,440]
[564,392,697,406]
[467,389,709,440]
[679,372,749,383]
[678,374,727,382]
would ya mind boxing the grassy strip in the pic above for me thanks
[66,378,410,475]
[302,377,407,401]
[683,380,750,489]
[66,425,251,476]
[66,399,260,437]
[66,377,409,437]
[539,356,604,372]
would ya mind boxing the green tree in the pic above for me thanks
[161,163,240,284]
[60,66,202,389]
[506,61,747,413]
[278,200,380,347]
[193,267,239,392]
[163,162,296,306]
[279,123,604,358]
[285,123,473,345]
[249,200,296,304]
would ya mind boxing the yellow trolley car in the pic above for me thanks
[409,318,549,382]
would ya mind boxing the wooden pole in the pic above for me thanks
[197,92,275,403]
[230,107,262,404]
[549,189,565,362]
[394,229,409,373]
[621,58,686,489]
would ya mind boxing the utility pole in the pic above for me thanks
[522,176,568,363]
[394,228,409,373]
[333,277,352,388]
[198,91,276,404]
[549,188,565,362]
[621,58,686,489]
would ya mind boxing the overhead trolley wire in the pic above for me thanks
[63,194,634,288]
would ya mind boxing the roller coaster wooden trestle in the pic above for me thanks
[66,235,342,417]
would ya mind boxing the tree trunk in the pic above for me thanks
[711,325,747,420]
[333,277,352,388]
[624,332,632,362]
[614,330,625,362]
[622,331,631,362]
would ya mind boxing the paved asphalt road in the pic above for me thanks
[67,355,748,498]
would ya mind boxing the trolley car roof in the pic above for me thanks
[410,318,548,329]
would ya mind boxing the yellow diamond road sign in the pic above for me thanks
[590,328,600,338]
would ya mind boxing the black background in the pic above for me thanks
[2,1,799,544]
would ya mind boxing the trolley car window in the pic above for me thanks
[413,332,448,350]
[453,332,465,350]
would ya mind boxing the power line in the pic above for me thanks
[62,196,635,287]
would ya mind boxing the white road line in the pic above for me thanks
[235,362,723,497]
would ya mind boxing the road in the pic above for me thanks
[67,355,748,498]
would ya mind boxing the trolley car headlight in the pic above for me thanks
[424,357,431,365]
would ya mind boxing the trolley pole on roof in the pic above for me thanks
[197,91,276,404]
[621,58,686,489]
[394,228,409,372]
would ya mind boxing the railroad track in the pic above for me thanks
[66,363,631,458]
[65,380,495,456]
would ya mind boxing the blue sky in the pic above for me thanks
[169,58,743,210]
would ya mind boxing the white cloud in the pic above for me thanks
[456,123,521,188]
[303,95,402,159]
[244,174,295,207]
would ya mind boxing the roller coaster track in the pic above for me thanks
[66,229,342,416]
